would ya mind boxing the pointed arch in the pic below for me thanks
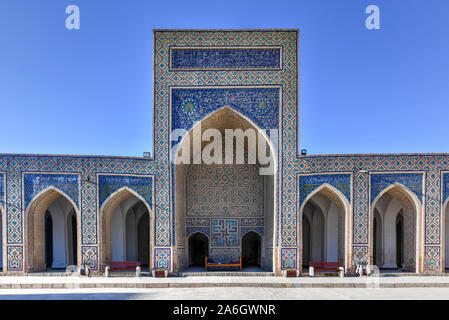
[99,186,154,271]
[241,229,264,239]
[187,230,210,240]
[187,231,210,267]
[369,182,424,273]
[174,105,277,173]
[24,186,81,272]
[298,183,352,272]
[174,105,278,272]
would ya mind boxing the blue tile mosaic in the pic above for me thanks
[170,47,281,70]
[370,173,423,203]
[442,173,449,204]
[171,87,280,132]
[241,227,264,237]
[210,248,240,263]
[212,218,238,246]
[23,173,79,209]
[98,175,153,209]
[186,227,210,237]
[298,174,351,207]
[186,217,210,226]
[240,218,264,226]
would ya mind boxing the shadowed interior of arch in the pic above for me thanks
[300,187,347,271]
[174,106,275,272]
[26,188,78,272]
[371,185,418,272]
[101,189,151,271]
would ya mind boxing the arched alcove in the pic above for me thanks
[370,183,423,273]
[188,232,209,267]
[99,187,154,271]
[24,187,80,272]
[298,184,352,272]
[173,106,277,272]
[242,231,262,267]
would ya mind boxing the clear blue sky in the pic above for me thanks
[0,0,448,156]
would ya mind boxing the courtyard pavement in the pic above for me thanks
[0,275,449,289]
[0,286,449,300]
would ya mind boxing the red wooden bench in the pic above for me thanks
[309,261,344,277]
[205,256,242,271]
[105,261,142,277]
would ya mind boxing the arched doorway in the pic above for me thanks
[137,214,150,266]
[100,187,153,271]
[174,107,277,272]
[25,187,80,272]
[242,231,262,267]
[370,184,422,272]
[299,184,351,272]
[188,232,209,266]
[302,214,311,268]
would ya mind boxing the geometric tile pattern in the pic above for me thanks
[170,47,282,71]
[23,173,80,209]
[186,227,210,237]
[370,172,423,203]
[297,173,352,207]
[98,174,153,209]
[6,245,22,271]
[186,164,263,217]
[424,246,440,271]
[212,219,238,246]
[172,87,280,131]
[209,248,240,263]
[154,248,171,270]
[81,246,98,270]
[186,217,210,226]
[241,227,264,237]
[280,248,297,270]
[442,172,449,205]
[240,218,264,226]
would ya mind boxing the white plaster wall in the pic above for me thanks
[111,206,124,261]
[326,202,339,261]
[126,208,137,261]
[47,196,76,268]
[382,197,402,268]
[111,195,144,262]
[311,207,324,261]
